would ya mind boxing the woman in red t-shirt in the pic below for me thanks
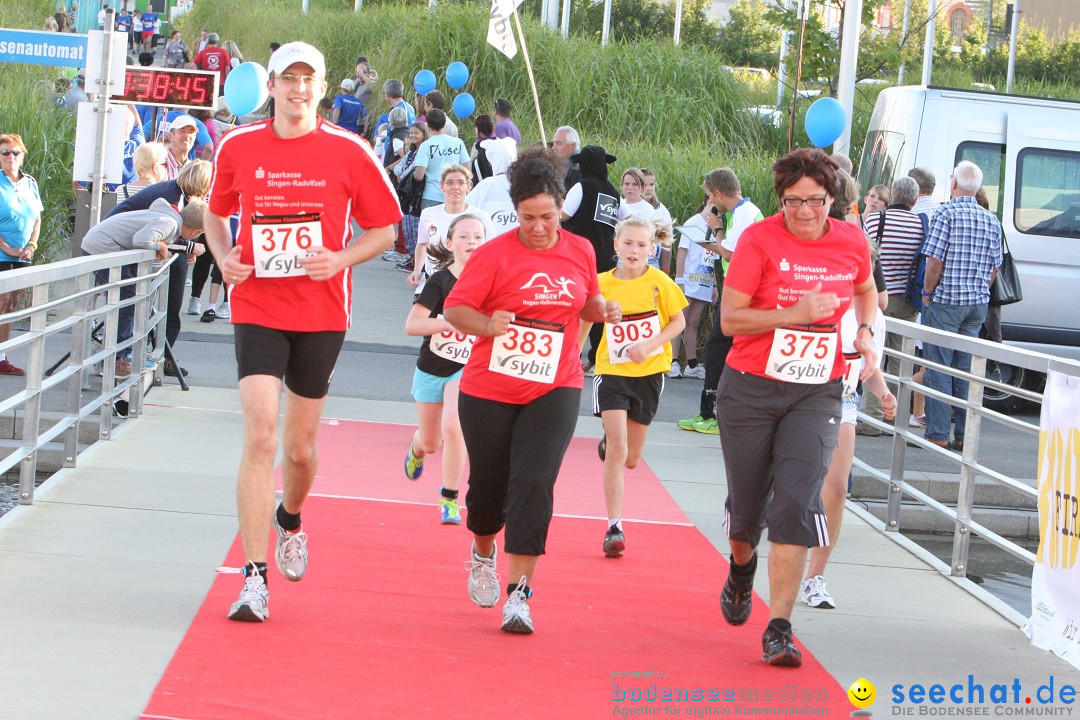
[444,147,621,635]
[714,148,879,668]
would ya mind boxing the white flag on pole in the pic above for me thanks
[488,0,524,59]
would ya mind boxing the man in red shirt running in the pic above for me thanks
[193,32,230,89]
[204,41,402,622]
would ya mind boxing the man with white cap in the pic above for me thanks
[331,78,366,135]
[164,115,198,180]
[205,42,403,623]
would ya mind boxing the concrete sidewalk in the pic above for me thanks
[0,383,1074,719]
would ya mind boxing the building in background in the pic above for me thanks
[1022,0,1080,39]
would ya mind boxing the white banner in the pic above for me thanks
[1025,367,1080,670]
[487,0,523,59]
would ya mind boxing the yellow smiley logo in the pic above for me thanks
[848,678,876,708]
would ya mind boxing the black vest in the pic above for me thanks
[563,176,619,272]
[383,126,410,168]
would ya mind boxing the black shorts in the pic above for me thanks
[591,372,665,425]
[233,323,346,399]
[0,261,28,272]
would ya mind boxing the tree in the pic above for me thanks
[714,0,783,69]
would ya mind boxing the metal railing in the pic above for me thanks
[852,316,1080,621]
[0,250,173,505]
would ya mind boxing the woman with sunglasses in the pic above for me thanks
[714,148,878,668]
[0,134,43,375]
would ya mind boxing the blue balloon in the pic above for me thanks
[804,97,847,149]
[452,93,476,120]
[446,61,470,90]
[224,62,269,117]
[414,69,437,97]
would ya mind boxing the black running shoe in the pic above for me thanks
[720,555,756,625]
[762,623,802,667]
[598,435,606,462]
[602,525,625,558]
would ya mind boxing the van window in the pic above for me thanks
[858,130,905,192]
[956,142,1005,217]
[1015,149,1080,238]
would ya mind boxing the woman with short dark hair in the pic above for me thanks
[444,147,621,634]
[715,148,878,667]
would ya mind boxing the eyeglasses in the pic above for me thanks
[781,196,828,208]
[277,73,324,87]
[0,150,23,157]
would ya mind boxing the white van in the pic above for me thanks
[857,85,1080,408]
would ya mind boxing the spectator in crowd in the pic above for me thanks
[0,133,43,376]
[194,32,230,88]
[115,142,168,201]
[391,120,430,273]
[469,114,495,182]
[83,198,207,378]
[493,98,521,147]
[43,15,59,31]
[56,71,87,112]
[412,109,468,211]
[332,79,365,135]
[381,105,409,169]
[164,30,188,69]
[909,166,940,217]
[383,79,416,127]
[224,40,244,70]
[164,115,199,179]
[424,91,457,138]
[466,137,518,237]
[197,29,209,53]
[921,161,1003,451]
[860,176,925,425]
[551,125,581,191]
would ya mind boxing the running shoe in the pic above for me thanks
[597,435,606,462]
[186,297,200,315]
[466,541,500,608]
[501,575,534,634]
[762,622,802,667]
[200,308,217,323]
[216,302,231,319]
[668,362,682,379]
[114,358,132,378]
[800,575,835,609]
[720,554,756,626]
[693,417,719,435]
[684,363,706,380]
[909,414,927,429]
[0,360,25,376]
[677,414,704,431]
[603,525,625,558]
[228,568,270,622]
[272,499,309,581]
[439,496,462,525]
[404,442,425,480]
[184,276,192,288]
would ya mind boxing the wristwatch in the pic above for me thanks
[857,323,875,337]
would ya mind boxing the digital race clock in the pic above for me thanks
[114,67,220,111]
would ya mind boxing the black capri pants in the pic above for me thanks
[716,370,841,549]
[459,387,580,556]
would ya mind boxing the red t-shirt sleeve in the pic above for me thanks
[207,142,239,216]
[721,227,766,298]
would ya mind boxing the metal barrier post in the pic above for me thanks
[65,273,93,468]
[18,285,50,504]
[885,335,918,532]
[99,266,120,440]
[950,353,987,577]
[128,258,153,419]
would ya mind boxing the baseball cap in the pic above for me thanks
[170,115,198,132]
[340,78,356,92]
[267,41,326,79]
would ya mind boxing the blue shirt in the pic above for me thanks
[332,93,365,134]
[415,134,469,202]
[922,195,1003,306]
[116,15,132,32]
[140,11,157,28]
[391,100,416,127]
[122,124,146,185]
[0,172,43,262]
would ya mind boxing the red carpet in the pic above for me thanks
[141,420,850,720]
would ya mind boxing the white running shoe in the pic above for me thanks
[501,575,534,634]
[216,302,231,319]
[273,500,309,581]
[800,575,836,609]
[228,569,270,622]
[186,297,201,316]
[684,363,706,380]
[668,362,682,379]
[466,541,500,608]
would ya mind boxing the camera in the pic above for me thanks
[710,206,720,216]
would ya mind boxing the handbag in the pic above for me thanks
[989,235,1022,306]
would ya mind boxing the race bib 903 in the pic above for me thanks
[606,311,662,365]
[252,212,322,278]
[489,317,564,384]
[430,315,476,365]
